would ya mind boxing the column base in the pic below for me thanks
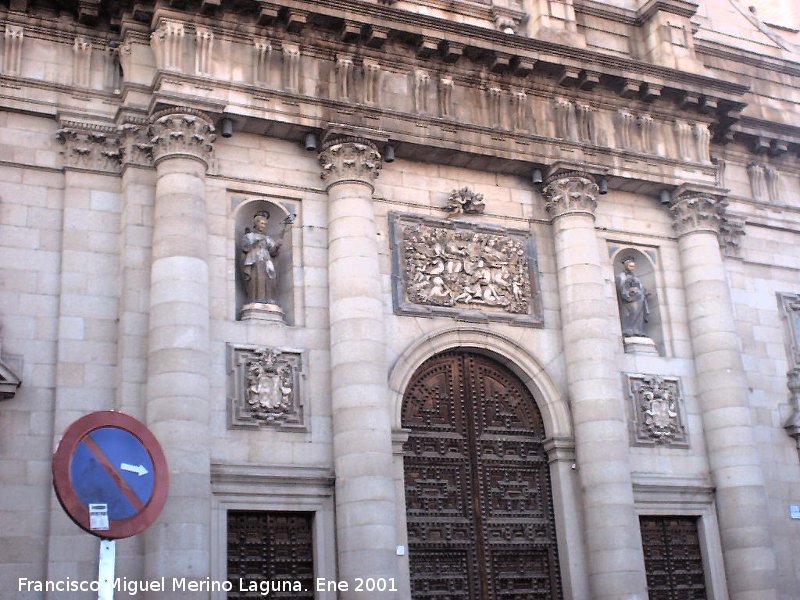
[623,336,658,355]
[241,302,285,322]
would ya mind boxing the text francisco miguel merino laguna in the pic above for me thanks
[18,577,309,595]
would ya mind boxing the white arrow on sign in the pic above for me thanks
[120,463,149,477]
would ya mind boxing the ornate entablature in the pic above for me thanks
[625,374,688,447]
[390,213,543,326]
[227,344,306,430]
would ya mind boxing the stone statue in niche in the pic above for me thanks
[240,211,295,320]
[616,256,651,338]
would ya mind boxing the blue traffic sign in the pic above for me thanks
[71,427,156,521]
[53,411,168,539]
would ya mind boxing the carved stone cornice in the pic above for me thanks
[541,170,599,220]
[149,107,215,167]
[318,135,382,190]
[667,192,727,237]
[55,121,122,173]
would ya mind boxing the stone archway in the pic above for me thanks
[401,350,563,599]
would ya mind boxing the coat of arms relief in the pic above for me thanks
[227,344,305,429]
[626,374,688,446]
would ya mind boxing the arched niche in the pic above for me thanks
[234,199,296,324]
[610,247,664,355]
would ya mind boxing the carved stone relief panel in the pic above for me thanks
[227,344,306,430]
[625,374,688,447]
[390,213,543,326]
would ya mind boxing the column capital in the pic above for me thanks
[56,120,122,173]
[149,107,215,167]
[541,169,599,220]
[667,192,727,237]
[319,134,382,190]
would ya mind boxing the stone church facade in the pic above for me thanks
[1,0,799,598]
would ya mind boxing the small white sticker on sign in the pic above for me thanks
[790,505,800,520]
[89,503,110,530]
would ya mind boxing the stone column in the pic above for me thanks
[144,108,215,591]
[669,192,777,600]
[319,135,398,596]
[542,169,649,600]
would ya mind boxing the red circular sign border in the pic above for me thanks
[52,411,169,539]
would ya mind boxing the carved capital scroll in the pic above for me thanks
[149,107,215,167]
[668,193,726,237]
[541,171,599,220]
[318,136,382,189]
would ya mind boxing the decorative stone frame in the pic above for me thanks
[226,343,307,431]
[777,292,800,452]
[389,212,544,326]
[625,373,689,447]
[633,478,729,600]
[210,463,337,600]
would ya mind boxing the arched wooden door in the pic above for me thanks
[402,351,562,599]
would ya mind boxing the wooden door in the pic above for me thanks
[640,515,707,600]
[402,352,562,599]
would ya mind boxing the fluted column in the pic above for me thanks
[543,170,649,600]
[144,108,215,592]
[669,192,777,600]
[319,135,397,596]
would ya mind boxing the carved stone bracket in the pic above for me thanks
[0,341,22,400]
[626,374,688,447]
[667,192,726,237]
[444,187,485,214]
[390,212,543,326]
[541,170,599,220]
[56,122,122,173]
[149,108,216,167]
[318,135,382,189]
[227,344,305,430]
[718,214,746,258]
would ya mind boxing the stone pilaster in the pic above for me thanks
[47,122,124,593]
[668,191,778,600]
[319,135,397,597]
[543,169,649,600]
[144,108,215,593]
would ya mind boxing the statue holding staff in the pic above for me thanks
[241,212,295,307]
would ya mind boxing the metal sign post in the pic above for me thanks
[97,539,116,600]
